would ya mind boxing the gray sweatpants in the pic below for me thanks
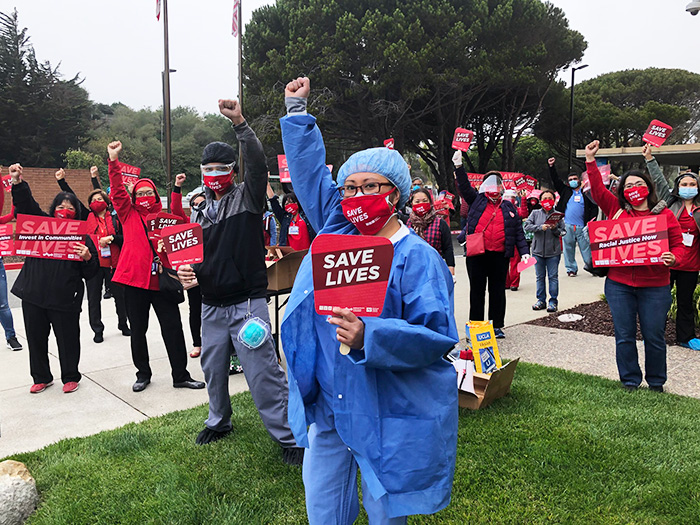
[201,297,296,447]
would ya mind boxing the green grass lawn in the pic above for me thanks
[6,362,700,524]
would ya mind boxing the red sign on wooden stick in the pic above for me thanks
[120,163,141,186]
[589,215,668,267]
[161,223,204,267]
[0,224,13,256]
[311,234,394,316]
[643,120,673,148]
[15,214,87,260]
[146,212,185,240]
[452,128,474,152]
[384,138,395,149]
[278,155,291,183]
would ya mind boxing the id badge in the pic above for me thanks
[573,195,582,203]
[683,232,694,247]
[288,225,300,236]
[100,245,111,258]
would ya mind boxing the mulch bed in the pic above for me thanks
[526,300,679,345]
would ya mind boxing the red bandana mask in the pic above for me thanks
[90,201,108,213]
[341,190,396,235]
[624,186,649,206]
[203,172,234,193]
[541,199,555,212]
[54,209,76,220]
[412,202,431,217]
[285,203,299,215]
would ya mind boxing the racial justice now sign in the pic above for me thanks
[15,214,88,261]
[161,223,204,266]
[589,215,668,267]
[311,234,394,316]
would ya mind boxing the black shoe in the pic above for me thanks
[649,385,664,393]
[93,332,104,343]
[173,380,205,389]
[103,291,113,299]
[120,327,131,337]
[6,336,22,351]
[282,446,305,466]
[195,427,231,445]
[623,384,638,392]
[510,286,518,291]
[133,379,150,392]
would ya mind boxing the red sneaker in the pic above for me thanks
[30,382,53,394]
[63,381,79,393]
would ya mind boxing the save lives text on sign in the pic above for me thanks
[15,214,88,261]
[589,215,668,267]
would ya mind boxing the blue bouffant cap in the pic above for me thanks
[337,147,411,207]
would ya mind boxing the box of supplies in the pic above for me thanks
[458,358,519,410]
[266,247,308,291]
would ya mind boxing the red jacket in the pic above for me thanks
[587,161,684,288]
[170,189,187,222]
[109,160,167,290]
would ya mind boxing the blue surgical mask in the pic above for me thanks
[569,180,579,189]
[412,185,421,191]
[679,187,698,200]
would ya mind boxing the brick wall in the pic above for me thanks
[5,168,97,216]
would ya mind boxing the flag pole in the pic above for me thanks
[237,0,244,177]
[162,0,173,210]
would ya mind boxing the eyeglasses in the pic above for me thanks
[201,163,235,174]
[623,182,647,190]
[135,189,156,198]
[337,182,394,198]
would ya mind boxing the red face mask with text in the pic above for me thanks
[485,192,501,203]
[203,172,234,193]
[135,195,159,213]
[624,186,649,207]
[285,203,299,215]
[90,201,108,214]
[54,209,76,220]
[412,202,431,217]
[341,190,396,235]
[540,199,555,212]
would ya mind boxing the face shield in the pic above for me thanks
[478,174,504,195]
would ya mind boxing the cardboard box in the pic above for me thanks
[458,358,519,410]
[266,247,308,291]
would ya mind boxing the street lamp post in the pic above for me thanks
[568,64,589,173]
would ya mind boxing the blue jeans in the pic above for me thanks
[534,255,560,304]
[0,259,15,339]
[604,279,671,387]
[303,393,407,525]
[563,224,591,273]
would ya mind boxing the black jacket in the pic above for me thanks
[57,177,101,221]
[548,165,598,224]
[11,181,99,312]
[191,121,269,307]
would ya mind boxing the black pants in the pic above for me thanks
[187,286,202,348]
[86,267,128,334]
[22,300,81,384]
[123,285,192,383]
[671,269,699,343]
[466,251,510,328]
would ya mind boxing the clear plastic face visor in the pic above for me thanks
[478,174,504,194]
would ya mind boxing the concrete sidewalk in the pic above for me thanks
[1,250,695,458]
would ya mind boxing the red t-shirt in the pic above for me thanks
[287,215,311,251]
[675,208,700,272]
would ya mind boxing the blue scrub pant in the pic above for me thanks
[303,394,407,525]
[605,279,671,388]
[563,223,591,273]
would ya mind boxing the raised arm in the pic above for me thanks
[170,173,187,221]
[90,166,102,189]
[106,141,134,222]
[280,77,342,233]
[55,168,89,220]
[0,205,16,224]
[585,140,620,218]
[547,157,566,195]
[643,143,671,202]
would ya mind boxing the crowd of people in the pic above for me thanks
[3,75,699,522]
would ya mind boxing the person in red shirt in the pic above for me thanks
[586,140,684,392]
[504,189,530,291]
[267,188,315,250]
[644,144,700,350]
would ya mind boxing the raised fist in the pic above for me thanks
[8,163,22,183]
[175,173,186,187]
[285,77,310,99]
[584,140,599,162]
[218,99,244,125]
[90,166,99,177]
[547,157,556,167]
[55,168,66,181]
[451,150,463,168]
[108,141,122,161]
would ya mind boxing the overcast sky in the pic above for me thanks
[1,0,698,114]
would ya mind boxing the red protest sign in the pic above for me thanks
[514,174,528,191]
[452,128,474,152]
[643,120,673,148]
[467,173,483,189]
[161,223,203,267]
[120,163,141,186]
[311,234,394,316]
[146,212,184,240]
[516,257,536,273]
[544,211,565,226]
[278,155,291,183]
[589,215,668,267]
[525,176,537,190]
[384,138,395,149]
[0,224,13,256]
[15,214,88,261]
[1,175,12,193]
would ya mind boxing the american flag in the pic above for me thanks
[232,0,240,36]
[156,0,161,20]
